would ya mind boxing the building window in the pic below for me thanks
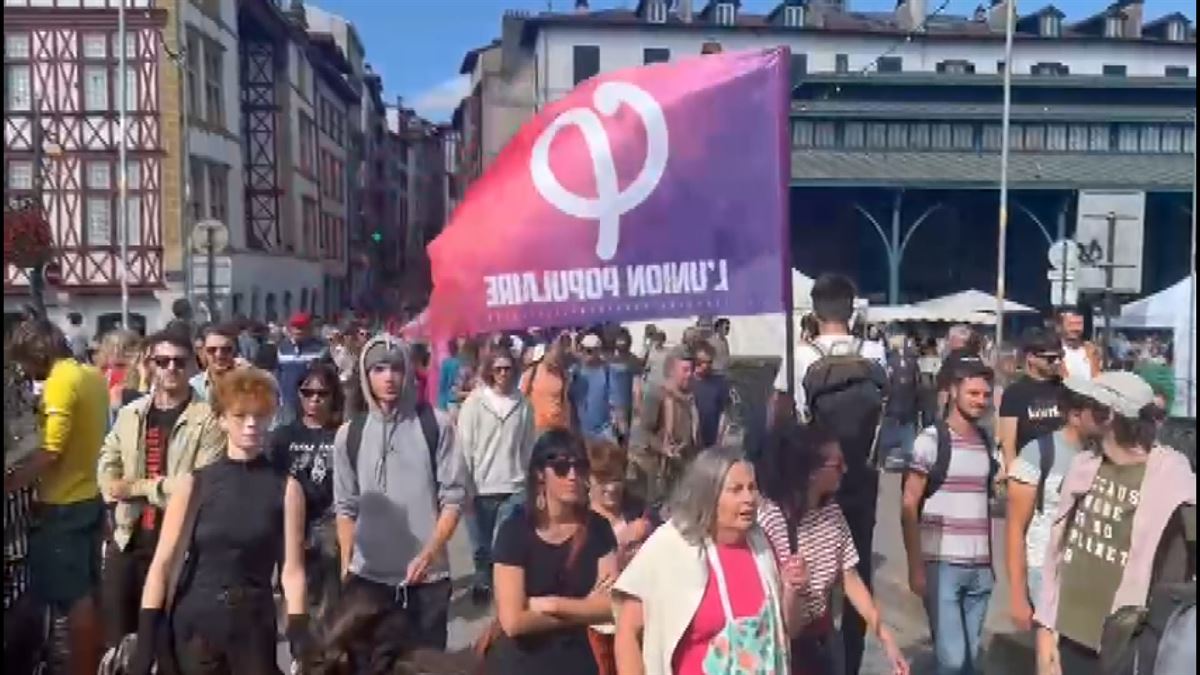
[83,65,109,111]
[1102,64,1127,76]
[1105,15,1123,38]
[207,163,228,222]
[85,161,112,245]
[1162,125,1184,153]
[1023,124,1046,151]
[204,41,224,127]
[886,123,907,149]
[572,45,600,85]
[997,60,1007,73]
[952,124,973,149]
[643,48,670,65]
[302,198,317,255]
[299,112,316,172]
[936,60,976,74]
[1117,125,1139,152]
[1166,20,1186,42]
[1184,126,1195,153]
[981,124,1003,150]
[867,123,887,148]
[644,0,668,23]
[792,120,814,147]
[1039,14,1061,37]
[185,31,201,120]
[814,122,837,148]
[931,123,953,149]
[1165,66,1190,77]
[843,122,865,147]
[877,57,902,73]
[1090,124,1110,151]
[7,161,34,189]
[82,33,107,59]
[5,33,30,59]
[1069,125,1089,151]
[188,157,205,221]
[714,2,736,25]
[1047,124,1068,151]
[1139,125,1162,153]
[4,65,31,111]
[122,65,137,112]
[784,5,806,27]
[790,53,807,85]
[124,160,141,246]
[1032,62,1069,76]
[909,123,931,149]
[835,54,849,73]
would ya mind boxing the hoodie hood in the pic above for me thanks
[357,334,418,418]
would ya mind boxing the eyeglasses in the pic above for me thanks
[300,388,330,400]
[492,365,513,373]
[152,356,188,370]
[1036,352,1064,364]
[206,345,234,356]
[545,456,589,478]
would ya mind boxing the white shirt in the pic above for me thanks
[773,334,888,418]
[1062,342,1093,381]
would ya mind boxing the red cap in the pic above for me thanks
[288,312,312,329]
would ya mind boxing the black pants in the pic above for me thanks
[305,519,341,622]
[837,472,880,675]
[170,589,280,675]
[337,574,451,668]
[100,531,157,648]
[1059,638,1100,675]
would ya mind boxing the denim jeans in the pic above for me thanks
[922,562,994,675]
[880,418,918,471]
[468,493,520,588]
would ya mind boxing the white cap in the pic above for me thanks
[1064,371,1155,418]
[580,334,603,349]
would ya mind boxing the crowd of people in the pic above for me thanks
[2,272,1194,675]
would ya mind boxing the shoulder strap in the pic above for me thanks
[523,361,539,396]
[926,421,953,503]
[1035,434,1056,514]
[416,401,440,487]
[165,471,203,612]
[346,413,368,477]
[784,507,799,555]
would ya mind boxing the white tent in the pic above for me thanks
[1115,277,1197,417]
[914,289,1037,317]
[863,304,997,325]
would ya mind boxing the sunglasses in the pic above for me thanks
[300,388,330,400]
[492,365,513,373]
[206,345,234,356]
[545,456,589,478]
[1036,352,1064,363]
[152,356,189,370]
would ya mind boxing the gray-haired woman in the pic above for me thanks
[612,446,794,675]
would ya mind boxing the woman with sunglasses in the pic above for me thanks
[130,367,308,675]
[487,429,619,675]
[756,424,907,675]
[269,362,345,621]
[457,351,536,605]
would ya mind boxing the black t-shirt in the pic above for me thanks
[999,376,1065,454]
[693,374,730,448]
[488,510,618,675]
[268,421,336,527]
[139,396,189,538]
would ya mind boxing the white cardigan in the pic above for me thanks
[613,520,791,675]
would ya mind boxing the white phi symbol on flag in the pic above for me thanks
[529,82,669,262]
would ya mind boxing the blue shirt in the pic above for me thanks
[693,374,730,448]
[570,363,615,438]
[437,356,461,410]
[607,358,636,412]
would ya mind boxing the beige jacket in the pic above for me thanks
[97,395,225,550]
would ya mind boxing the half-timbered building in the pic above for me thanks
[4,0,168,335]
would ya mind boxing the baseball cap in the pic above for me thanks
[580,334,603,350]
[288,312,312,329]
[1064,371,1155,418]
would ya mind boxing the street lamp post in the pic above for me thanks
[118,0,130,330]
[994,0,1016,356]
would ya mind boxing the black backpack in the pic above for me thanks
[919,420,999,515]
[344,402,441,485]
[802,340,888,470]
[885,350,920,423]
[1032,434,1058,514]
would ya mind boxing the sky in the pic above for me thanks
[313,0,1196,123]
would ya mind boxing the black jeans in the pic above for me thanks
[837,471,880,675]
[338,574,452,665]
[1059,638,1100,675]
[305,518,341,622]
[100,530,157,648]
[170,588,280,675]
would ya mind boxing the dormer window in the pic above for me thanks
[1166,19,1186,41]
[714,2,737,25]
[784,5,806,27]
[1039,14,1061,37]
[644,0,668,24]
[1105,15,1124,37]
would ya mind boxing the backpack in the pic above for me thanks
[1032,434,1057,514]
[344,402,441,485]
[919,420,998,515]
[802,340,888,470]
[885,351,920,423]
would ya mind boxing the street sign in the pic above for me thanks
[191,219,229,255]
[42,261,62,286]
[1047,240,1080,307]
[1075,191,1145,294]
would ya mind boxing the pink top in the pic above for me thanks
[672,542,765,675]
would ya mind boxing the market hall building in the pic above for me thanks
[458,0,1196,309]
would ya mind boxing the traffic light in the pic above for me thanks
[370,230,383,244]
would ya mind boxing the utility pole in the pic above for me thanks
[207,226,217,322]
[117,0,130,329]
[994,0,1015,356]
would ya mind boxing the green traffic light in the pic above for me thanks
[370,231,382,243]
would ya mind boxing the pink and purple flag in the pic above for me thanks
[428,47,791,337]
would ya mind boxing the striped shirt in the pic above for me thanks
[910,426,992,565]
[757,499,859,626]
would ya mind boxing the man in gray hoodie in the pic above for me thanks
[332,334,465,653]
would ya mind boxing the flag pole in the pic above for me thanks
[994,0,1015,358]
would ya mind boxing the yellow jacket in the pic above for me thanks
[97,394,225,550]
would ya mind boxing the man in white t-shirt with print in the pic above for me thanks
[772,273,886,675]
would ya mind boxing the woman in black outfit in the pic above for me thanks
[131,367,307,675]
[269,362,343,621]
[488,429,618,675]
